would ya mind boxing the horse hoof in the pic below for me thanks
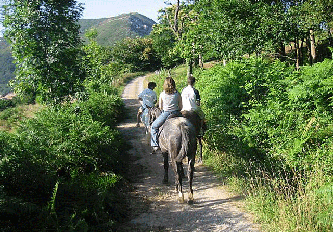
[177,192,184,203]
[188,192,194,204]
[178,197,185,203]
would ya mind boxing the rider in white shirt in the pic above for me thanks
[181,75,205,120]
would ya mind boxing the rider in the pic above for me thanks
[181,75,206,135]
[151,77,182,153]
[137,82,157,127]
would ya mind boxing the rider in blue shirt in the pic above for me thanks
[137,82,157,127]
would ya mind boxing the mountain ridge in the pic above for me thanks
[79,12,156,46]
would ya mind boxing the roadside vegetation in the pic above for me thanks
[149,58,333,232]
[0,0,332,231]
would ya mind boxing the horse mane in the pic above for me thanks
[181,110,201,136]
[148,107,162,125]
[174,120,192,162]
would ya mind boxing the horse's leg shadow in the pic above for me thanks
[197,137,203,164]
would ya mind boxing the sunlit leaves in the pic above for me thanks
[3,0,84,103]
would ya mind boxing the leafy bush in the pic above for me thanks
[0,99,14,111]
[194,57,333,231]
[0,97,126,230]
[197,57,333,171]
[77,92,124,128]
[111,37,161,72]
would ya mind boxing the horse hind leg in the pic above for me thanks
[162,152,169,184]
[173,161,184,203]
[187,157,195,205]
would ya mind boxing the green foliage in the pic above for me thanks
[77,92,124,128]
[194,57,333,231]
[80,33,128,95]
[0,99,14,111]
[111,37,161,72]
[0,90,126,230]
[149,24,183,68]
[3,0,85,103]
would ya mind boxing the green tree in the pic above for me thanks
[81,29,122,95]
[111,37,160,72]
[149,21,183,68]
[2,0,84,103]
[158,0,201,76]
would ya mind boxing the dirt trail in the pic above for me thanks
[116,76,261,232]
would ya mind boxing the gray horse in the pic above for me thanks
[142,107,201,203]
[141,107,205,162]
[181,110,206,163]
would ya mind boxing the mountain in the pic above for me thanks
[0,13,156,96]
[79,12,156,46]
[0,38,15,96]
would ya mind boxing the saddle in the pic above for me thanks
[166,110,183,120]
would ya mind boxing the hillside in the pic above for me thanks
[0,12,156,96]
[0,38,14,96]
[79,12,156,46]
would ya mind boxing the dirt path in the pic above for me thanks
[116,76,261,232]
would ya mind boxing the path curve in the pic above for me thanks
[116,76,261,232]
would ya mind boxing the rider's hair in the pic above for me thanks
[148,82,156,89]
[187,75,195,86]
[163,77,176,94]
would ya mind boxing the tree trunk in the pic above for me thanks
[300,38,305,67]
[174,0,180,38]
[306,37,313,65]
[328,26,333,47]
[309,29,316,64]
[198,53,203,68]
[295,38,300,70]
[187,58,193,77]
[279,41,286,62]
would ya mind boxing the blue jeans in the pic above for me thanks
[151,111,172,147]
[141,107,149,128]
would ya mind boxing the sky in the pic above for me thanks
[78,0,167,22]
[0,0,169,36]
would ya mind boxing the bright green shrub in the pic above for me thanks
[0,100,126,230]
[197,57,332,174]
[196,57,333,230]
[77,91,124,127]
[197,58,294,156]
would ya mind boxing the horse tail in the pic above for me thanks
[175,122,192,162]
